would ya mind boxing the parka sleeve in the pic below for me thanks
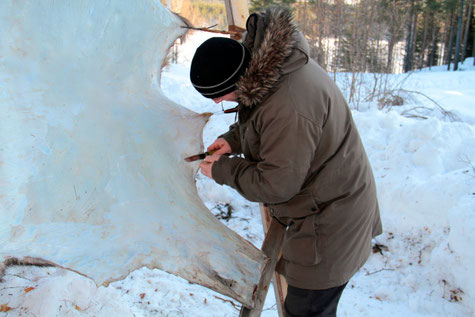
[212,106,322,204]
[218,123,242,155]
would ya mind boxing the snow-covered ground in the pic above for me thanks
[1,33,474,316]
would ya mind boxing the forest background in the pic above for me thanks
[161,0,474,110]
[163,0,474,73]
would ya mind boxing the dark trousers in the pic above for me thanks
[284,283,348,317]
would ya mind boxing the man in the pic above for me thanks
[190,7,382,317]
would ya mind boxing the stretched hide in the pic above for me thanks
[0,0,266,306]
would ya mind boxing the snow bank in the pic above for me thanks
[350,109,475,315]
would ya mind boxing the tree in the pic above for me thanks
[380,0,408,72]
[417,5,430,69]
[473,15,475,65]
[240,0,467,72]
[404,0,421,72]
[461,0,474,62]
[473,27,475,65]
[453,0,465,70]
[294,0,337,70]
[444,0,458,69]
[416,0,443,69]
[250,0,295,12]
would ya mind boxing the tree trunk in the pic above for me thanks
[442,10,451,63]
[411,11,419,69]
[333,0,343,77]
[363,0,376,72]
[404,0,415,72]
[428,20,438,68]
[473,29,475,65]
[447,10,456,70]
[419,11,430,69]
[387,36,396,72]
[386,0,402,73]
[461,0,473,62]
[454,0,465,70]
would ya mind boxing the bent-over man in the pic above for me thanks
[189,6,382,317]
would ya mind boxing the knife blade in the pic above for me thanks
[184,150,216,162]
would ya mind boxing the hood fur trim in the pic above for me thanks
[236,7,298,107]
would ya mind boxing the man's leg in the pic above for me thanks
[284,283,348,317]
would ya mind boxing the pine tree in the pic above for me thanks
[461,0,474,62]
[454,0,465,70]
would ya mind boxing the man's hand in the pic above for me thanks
[207,138,231,155]
[199,161,213,178]
[199,138,231,179]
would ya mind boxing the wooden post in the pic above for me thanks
[224,0,249,40]
[259,204,288,317]
[239,216,286,317]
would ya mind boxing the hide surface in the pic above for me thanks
[0,0,266,306]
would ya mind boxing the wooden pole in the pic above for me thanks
[239,216,286,317]
[224,0,249,40]
[180,25,241,38]
[259,204,287,317]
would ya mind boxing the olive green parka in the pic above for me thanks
[212,7,382,289]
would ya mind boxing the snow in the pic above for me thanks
[1,30,474,316]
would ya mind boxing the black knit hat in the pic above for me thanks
[190,37,251,99]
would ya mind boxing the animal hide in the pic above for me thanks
[0,0,266,307]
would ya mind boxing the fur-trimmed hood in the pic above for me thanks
[235,7,310,107]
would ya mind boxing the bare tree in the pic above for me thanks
[380,0,407,73]
[295,0,331,70]
[331,0,344,79]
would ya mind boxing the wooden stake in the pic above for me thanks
[259,204,287,317]
[239,215,286,317]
